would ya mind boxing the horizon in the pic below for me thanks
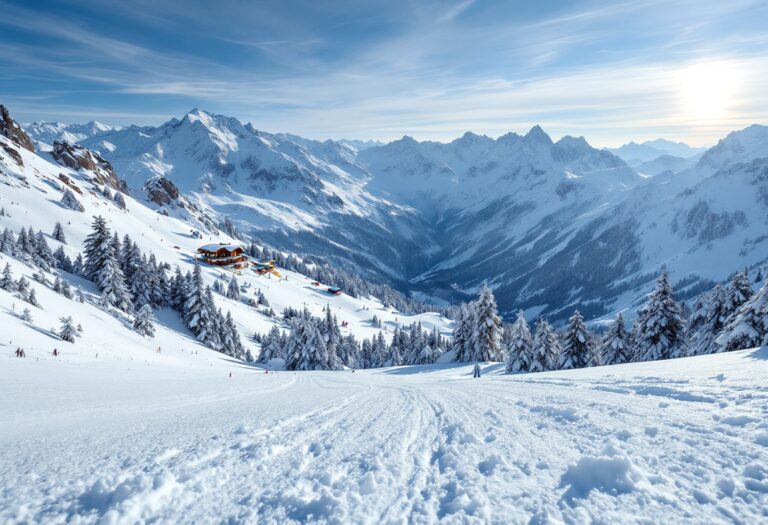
[2,1,767,147]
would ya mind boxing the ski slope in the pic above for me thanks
[1,348,766,524]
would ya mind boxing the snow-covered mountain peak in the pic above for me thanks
[697,124,768,171]
[524,125,553,145]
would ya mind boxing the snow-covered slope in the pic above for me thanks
[19,108,768,323]
[24,120,121,149]
[2,341,766,523]
[0,110,452,376]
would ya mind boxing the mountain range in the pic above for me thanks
[19,109,768,323]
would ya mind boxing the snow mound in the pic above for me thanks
[559,455,644,503]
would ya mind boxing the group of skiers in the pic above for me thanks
[13,348,60,357]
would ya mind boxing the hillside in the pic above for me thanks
[0,108,452,374]
[2,340,766,523]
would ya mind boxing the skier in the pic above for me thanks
[229,372,232,378]
[473,363,481,378]
[156,346,161,353]
[52,348,58,357]
[15,348,20,358]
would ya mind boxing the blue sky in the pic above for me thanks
[1,0,767,146]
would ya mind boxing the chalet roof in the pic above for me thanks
[198,243,244,253]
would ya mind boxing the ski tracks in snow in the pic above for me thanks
[2,357,768,523]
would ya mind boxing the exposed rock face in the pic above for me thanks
[0,142,23,166]
[51,140,127,192]
[0,105,35,152]
[144,175,182,206]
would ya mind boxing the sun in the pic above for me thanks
[678,61,740,122]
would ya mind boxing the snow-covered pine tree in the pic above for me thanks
[601,313,631,365]
[82,216,112,281]
[452,303,475,362]
[59,316,78,342]
[213,279,225,294]
[226,275,241,300]
[558,310,591,369]
[530,318,560,372]
[726,271,753,314]
[360,338,374,368]
[471,286,504,362]
[16,276,29,295]
[133,304,155,337]
[184,265,216,346]
[415,344,436,364]
[53,246,72,272]
[633,268,688,361]
[716,278,768,352]
[339,334,361,368]
[97,252,132,312]
[148,254,168,307]
[0,263,14,291]
[21,307,32,322]
[505,310,533,374]
[52,222,67,244]
[221,311,245,359]
[26,288,39,307]
[61,189,84,212]
[691,284,728,355]
[260,325,284,362]
[35,231,56,269]
[284,316,340,371]
[128,254,152,310]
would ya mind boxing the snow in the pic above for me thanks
[1,346,767,523]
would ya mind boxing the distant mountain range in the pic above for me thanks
[18,109,768,323]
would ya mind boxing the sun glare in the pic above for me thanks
[678,61,740,122]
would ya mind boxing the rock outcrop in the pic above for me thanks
[0,105,35,152]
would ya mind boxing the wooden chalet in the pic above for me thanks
[197,243,247,268]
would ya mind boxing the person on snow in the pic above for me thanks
[473,363,481,378]
[52,348,58,357]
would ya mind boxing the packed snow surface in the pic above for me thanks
[1,347,766,523]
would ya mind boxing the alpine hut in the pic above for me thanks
[197,243,247,268]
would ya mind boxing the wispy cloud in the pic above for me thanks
[0,0,766,146]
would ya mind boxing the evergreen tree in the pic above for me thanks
[691,284,729,355]
[633,268,688,361]
[148,254,168,307]
[35,230,56,268]
[601,313,631,365]
[260,325,284,362]
[21,307,32,322]
[226,275,241,300]
[53,246,73,272]
[558,310,591,369]
[83,216,112,281]
[717,278,768,352]
[26,288,39,307]
[530,318,560,372]
[97,253,132,312]
[452,303,475,362]
[133,304,155,337]
[505,310,533,373]
[16,276,29,295]
[184,265,216,344]
[285,316,339,370]
[61,188,84,212]
[471,286,504,362]
[415,344,436,364]
[339,334,361,368]
[0,263,14,291]
[129,254,152,310]
[52,222,67,244]
[59,316,78,342]
[726,271,753,314]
